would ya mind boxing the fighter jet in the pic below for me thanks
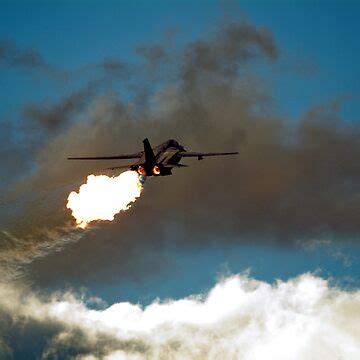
[68,138,238,176]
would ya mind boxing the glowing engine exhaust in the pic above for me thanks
[152,165,161,175]
[67,171,145,229]
[137,166,146,175]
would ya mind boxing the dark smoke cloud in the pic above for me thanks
[22,83,97,131]
[0,20,359,284]
[100,57,128,78]
[0,38,65,78]
[181,21,278,88]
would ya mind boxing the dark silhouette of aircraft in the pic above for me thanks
[68,138,238,176]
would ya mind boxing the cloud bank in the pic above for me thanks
[0,273,359,359]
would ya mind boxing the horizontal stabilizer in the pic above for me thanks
[68,153,141,160]
[163,163,188,168]
[106,164,133,170]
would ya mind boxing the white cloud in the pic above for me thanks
[0,273,359,359]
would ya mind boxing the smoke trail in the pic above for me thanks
[67,171,145,228]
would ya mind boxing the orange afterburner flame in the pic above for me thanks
[137,166,146,175]
[152,165,161,175]
[67,171,145,229]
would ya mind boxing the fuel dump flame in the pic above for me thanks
[67,171,145,229]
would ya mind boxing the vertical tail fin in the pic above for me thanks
[143,138,156,164]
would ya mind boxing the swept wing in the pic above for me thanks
[178,151,238,159]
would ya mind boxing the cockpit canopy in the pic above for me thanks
[156,139,185,151]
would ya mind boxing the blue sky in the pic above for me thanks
[1,0,359,120]
[1,0,360,304]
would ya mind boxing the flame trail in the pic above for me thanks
[67,171,145,229]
